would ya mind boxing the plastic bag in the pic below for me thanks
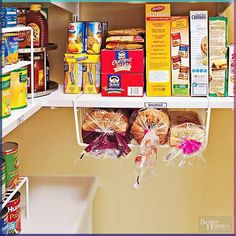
[81,109,131,159]
[165,111,206,167]
[130,109,170,188]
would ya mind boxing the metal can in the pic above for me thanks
[7,191,21,234]
[4,33,18,65]
[11,67,28,110]
[2,142,19,189]
[1,73,11,118]
[0,207,8,236]
[1,159,6,201]
[1,34,5,68]
[67,22,85,54]
[86,22,102,54]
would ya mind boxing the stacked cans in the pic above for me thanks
[1,7,17,28]
[67,21,108,54]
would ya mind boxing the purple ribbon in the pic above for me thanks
[178,139,202,155]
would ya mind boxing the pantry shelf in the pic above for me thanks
[2,177,29,219]
[20,176,99,234]
[2,102,42,137]
[2,61,31,75]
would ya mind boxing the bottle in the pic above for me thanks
[46,54,50,82]
[27,54,45,93]
[26,4,48,47]
[17,9,27,48]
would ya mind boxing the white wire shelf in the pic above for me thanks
[2,61,31,75]
[2,177,28,209]
[2,101,42,137]
[2,26,32,33]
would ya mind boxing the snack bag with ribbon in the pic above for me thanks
[166,111,206,167]
[81,109,131,159]
[130,108,170,188]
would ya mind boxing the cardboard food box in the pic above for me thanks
[190,11,208,96]
[146,4,171,96]
[171,16,190,96]
[101,49,144,97]
[209,17,228,97]
[101,49,144,74]
[64,53,100,94]
[228,44,235,96]
[101,73,144,97]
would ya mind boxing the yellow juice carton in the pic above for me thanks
[171,16,190,96]
[146,4,171,96]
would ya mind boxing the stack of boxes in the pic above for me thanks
[1,7,17,28]
[101,49,144,97]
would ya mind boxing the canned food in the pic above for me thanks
[67,22,85,54]
[1,34,5,68]
[2,142,19,189]
[0,207,8,236]
[1,159,6,201]
[11,67,28,109]
[5,33,18,65]
[1,17,17,28]
[0,7,17,17]
[7,191,21,235]
[86,22,102,54]
[1,73,11,118]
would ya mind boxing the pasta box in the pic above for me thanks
[101,49,144,73]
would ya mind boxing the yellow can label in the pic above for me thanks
[1,73,11,118]
[11,67,28,110]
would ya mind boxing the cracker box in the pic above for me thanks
[171,16,190,96]
[101,49,144,74]
[190,11,208,96]
[64,53,100,94]
[146,4,171,96]
[101,49,144,97]
[228,44,235,96]
[209,17,228,97]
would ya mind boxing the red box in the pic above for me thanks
[101,73,144,97]
[101,49,144,73]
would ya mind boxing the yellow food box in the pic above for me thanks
[64,54,100,94]
[146,4,171,96]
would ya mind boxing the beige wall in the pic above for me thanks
[3,2,234,234]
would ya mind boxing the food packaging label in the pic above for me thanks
[190,11,208,96]
[171,16,190,96]
[146,4,171,96]
[209,17,228,97]
[228,44,235,96]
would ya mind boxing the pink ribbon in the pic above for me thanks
[178,139,202,155]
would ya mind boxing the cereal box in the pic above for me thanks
[209,17,228,97]
[228,44,235,96]
[101,49,144,97]
[146,4,171,96]
[171,16,190,96]
[190,11,208,96]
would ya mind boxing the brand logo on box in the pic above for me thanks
[108,74,122,93]
[191,14,206,20]
[151,6,165,12]
[112,51,132,72]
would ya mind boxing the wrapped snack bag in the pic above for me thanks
[81,109,131,158]
[131,109,170,188]
[166,111,206,167]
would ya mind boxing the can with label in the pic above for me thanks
[2,142,19,189]
[1,73,11,118]
[7,191,21,234]
[1,159,6,201]
[1,34,5,68]
[11,67,28,109]
[86,22,102,54]
[0,207,8,236]
[4,33,18,65]
[67,22,85,54]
